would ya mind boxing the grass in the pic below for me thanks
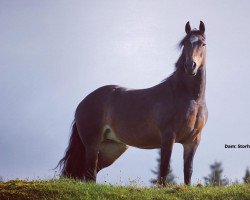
[0,179,249,200]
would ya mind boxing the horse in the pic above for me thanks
[57,21,208,185]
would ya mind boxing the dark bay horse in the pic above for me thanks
[58,21,208,185]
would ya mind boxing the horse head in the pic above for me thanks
[181,21,206,76]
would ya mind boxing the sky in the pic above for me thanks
[0,0,250,186]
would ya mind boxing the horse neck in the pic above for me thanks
[175,61,206,102]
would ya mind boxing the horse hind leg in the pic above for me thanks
[97,140,128,172]
[74,86,118,182]
[76,117,103,182]
[82,139,128,182]
[84,144,100,182]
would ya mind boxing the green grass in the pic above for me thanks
[0,179,249,200]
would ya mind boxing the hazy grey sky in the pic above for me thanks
[0,0,250,185]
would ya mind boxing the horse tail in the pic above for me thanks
[57,121,86,180]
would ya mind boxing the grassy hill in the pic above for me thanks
[0,179,249,200]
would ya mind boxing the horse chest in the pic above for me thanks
[177,101,205,137]
[184,107,197,130]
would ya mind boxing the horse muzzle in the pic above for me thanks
[185,61,198,76]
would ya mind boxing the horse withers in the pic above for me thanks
[57,21,208,186]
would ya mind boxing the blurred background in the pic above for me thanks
[0,0,249,186]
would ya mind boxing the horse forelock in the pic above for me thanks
[178,30,206,49]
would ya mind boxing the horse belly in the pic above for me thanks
[104,123,161,149]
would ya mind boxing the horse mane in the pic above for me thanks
[161,50,185,83]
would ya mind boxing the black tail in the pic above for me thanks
[57,121,86,179]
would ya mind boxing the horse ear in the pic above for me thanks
[199,21,205,34]
[185,21,191,34]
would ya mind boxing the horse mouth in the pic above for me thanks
[184,64,197,76]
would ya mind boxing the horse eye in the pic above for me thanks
[203,43,206,46]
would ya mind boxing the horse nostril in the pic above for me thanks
[192,62,196,70]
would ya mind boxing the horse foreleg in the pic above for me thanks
[183,137,200,185]
[159,134,175,186]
